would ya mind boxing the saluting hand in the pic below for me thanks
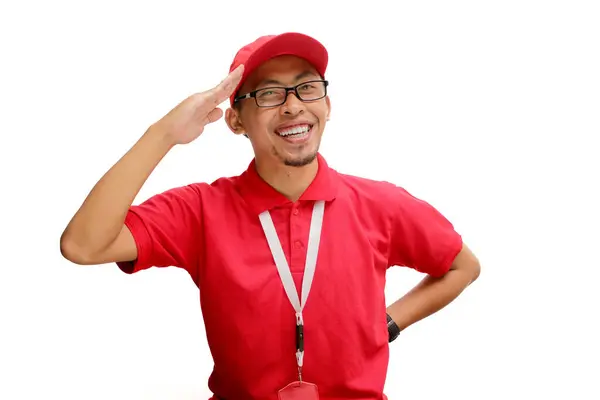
[153,64,244,145]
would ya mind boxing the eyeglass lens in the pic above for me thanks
[256,81,326,107]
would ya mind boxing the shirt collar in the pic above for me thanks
[236,152,338,214]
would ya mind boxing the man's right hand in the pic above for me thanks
[154,64,245,145]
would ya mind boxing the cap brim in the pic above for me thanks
[230,32,328,106]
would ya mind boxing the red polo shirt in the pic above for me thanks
[117,153,462,400]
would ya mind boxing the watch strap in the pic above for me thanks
[386,313,401,342]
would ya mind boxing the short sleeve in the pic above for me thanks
[387,186,463,277]
[116,184,205,280]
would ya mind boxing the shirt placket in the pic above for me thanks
[289,203,308,295]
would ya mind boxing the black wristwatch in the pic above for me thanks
[386,313,401,343]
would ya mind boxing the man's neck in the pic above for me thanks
[255,156,319,202]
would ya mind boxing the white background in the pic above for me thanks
[1,0,599,399]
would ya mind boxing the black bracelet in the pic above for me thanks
[387,313,401,343]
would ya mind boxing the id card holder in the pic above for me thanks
[278,380,319,400]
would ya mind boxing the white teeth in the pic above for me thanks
[277,125,311,136]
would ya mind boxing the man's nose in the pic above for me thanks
[281,90,305,115]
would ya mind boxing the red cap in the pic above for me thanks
[228,32,329,106]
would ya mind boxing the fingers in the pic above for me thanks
[209,64,245,106]
[188,65,245,122]
[222,64,244,93]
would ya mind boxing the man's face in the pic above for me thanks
[226,55,331,167]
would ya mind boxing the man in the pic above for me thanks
[60,32,480,400]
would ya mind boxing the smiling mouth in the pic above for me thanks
[275,124,313,139]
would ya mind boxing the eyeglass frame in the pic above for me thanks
[233,79,329,108]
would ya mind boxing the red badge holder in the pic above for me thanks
[278,380,319,400]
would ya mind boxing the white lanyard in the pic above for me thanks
[258,200,325,381]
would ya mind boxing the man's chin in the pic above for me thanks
[282,151,318,167]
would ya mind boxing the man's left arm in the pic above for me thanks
[384,185,481,335]
[386,242,481,332]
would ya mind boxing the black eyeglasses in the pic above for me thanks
[234,80,329,108]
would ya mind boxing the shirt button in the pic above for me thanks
[293,208,299,216]
[295,240,303,249]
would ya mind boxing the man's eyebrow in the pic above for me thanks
[255,71,320,88]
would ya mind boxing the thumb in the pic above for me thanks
[204,107,224,125]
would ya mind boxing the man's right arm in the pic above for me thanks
[60,125,175,265]
[59,64,244,266]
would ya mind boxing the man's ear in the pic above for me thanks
[325,96,332,121]
[225,107,246,135]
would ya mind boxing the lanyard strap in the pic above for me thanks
[258,200,325,380]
